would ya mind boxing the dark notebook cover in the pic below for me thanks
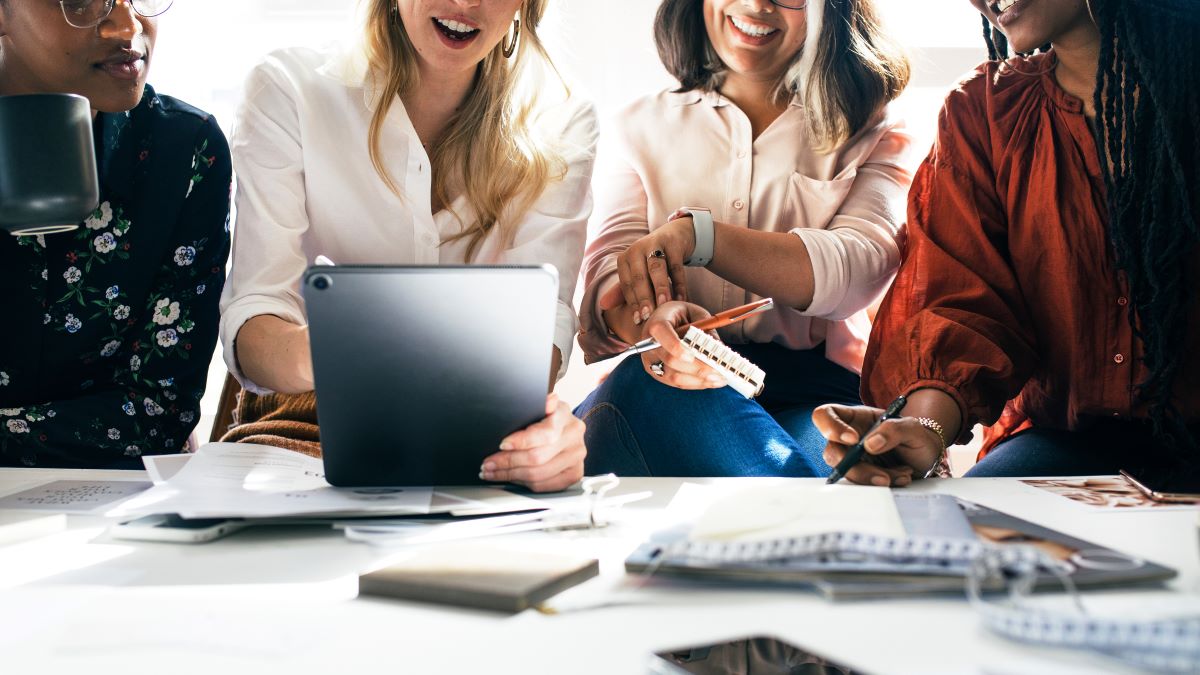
[359,544,600,613]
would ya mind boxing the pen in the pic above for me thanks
[825,395,907,485]
[617,298,774,357]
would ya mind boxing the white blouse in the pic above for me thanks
[220,46,599,394]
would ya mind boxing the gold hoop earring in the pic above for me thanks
[501,17,521,58]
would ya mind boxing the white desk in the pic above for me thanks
[0,469,1196,675]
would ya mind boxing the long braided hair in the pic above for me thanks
[985,0,1200,454]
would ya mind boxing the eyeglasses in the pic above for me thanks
[58,0,173,29]
[770,0,808,9]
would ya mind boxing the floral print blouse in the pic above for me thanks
[0,85,232,468]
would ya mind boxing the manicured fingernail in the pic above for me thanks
[866,436,885,452]
[478,471,487,480]
[641,306,650,320]
[871,475,889,486]
[498,441,512,451]
[657,293,667,305]
[483,461,496,471]
[633,312,642,325]
[841,432,857,443]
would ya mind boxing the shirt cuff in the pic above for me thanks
[789,228,846,318]
[577,266,629,363]
[220,299,306,396]
[552,300,577,382]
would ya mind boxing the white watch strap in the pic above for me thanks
[682,208,714,267]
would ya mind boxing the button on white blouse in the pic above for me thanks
[220,46,599,394]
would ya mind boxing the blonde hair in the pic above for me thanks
[362,0,567,260]
[654,0,909,152]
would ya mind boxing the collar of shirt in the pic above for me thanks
[668,88,804,110]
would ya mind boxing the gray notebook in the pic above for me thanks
[359,543,599,613]
[625,494,1175,599]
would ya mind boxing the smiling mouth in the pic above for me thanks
[991,0,1019,13]
[728,14,780,39]
[432,17,480,42]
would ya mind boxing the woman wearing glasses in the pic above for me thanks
[0,0,232,468]
[575,0,912,477]
[220,1,596,492]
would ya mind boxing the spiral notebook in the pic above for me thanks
[681,327,765,398]
[625,490,1175,599]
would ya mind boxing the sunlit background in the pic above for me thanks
[153,1,990,467]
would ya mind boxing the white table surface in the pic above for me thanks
[0,468,1196,675]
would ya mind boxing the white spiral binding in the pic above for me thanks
[659,532,1048,569]
[966,548,1200,674]
[681,327,766,398]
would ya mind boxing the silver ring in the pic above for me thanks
[650,361,665,377]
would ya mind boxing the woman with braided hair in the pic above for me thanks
[811,0,1199,485]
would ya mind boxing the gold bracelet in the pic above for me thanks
[913,417,950,478]
[913,417,946,452]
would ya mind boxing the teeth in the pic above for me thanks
[435,18,477,34]
[730,16,777,38]
[996,0,1017,12]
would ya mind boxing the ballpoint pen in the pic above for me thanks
[616,298,774,357]
[826,395,908,485]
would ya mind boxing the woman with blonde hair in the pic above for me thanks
[220,0,597,492]
[575,0,912,477]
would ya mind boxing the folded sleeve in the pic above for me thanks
[790,120,913,320]
[862,95,1038,439]
[219,57,311,394]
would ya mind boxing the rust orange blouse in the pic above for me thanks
[863,53,1200,450]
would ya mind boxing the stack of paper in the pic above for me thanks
[688,484,905,541]
[113,443,435,519]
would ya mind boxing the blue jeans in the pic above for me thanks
[966,420,1194,477]
[574,343,861,477]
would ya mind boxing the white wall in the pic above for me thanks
[163,0,990,448]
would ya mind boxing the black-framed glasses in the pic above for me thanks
[770,0,808,9]
[59,0,173,29]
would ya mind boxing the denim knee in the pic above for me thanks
[578,400,651,476]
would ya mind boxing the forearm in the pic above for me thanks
[899,388,964,447]
[708,223,816,310]
[549,347,562,393]
[235,315,314,394]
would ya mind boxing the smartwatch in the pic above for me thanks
[676,206,714,267]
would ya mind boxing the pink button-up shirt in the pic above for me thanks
[578,89,914,375]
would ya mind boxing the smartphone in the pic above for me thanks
[1120,468,1200,504]
[109,514,248,543]
[647,636,861,674]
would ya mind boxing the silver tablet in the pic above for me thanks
[302,265,557,487]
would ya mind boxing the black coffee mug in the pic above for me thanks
[0,93,99,237]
